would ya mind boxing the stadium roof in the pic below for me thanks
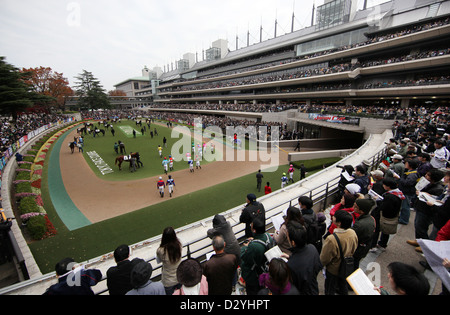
[181,0,450,74]
[114,76,151,87]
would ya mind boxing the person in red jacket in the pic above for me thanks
[327,192,359,235]
[436,219,450,242]
[264,182,272,195]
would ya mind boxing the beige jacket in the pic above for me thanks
[156,246,182,288]
[320,228,358,276]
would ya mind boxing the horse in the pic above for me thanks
[115,152,142,170]
[92,128,106,137]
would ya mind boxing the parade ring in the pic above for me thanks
[49,122,289,230]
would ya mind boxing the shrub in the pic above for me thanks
[16,171,31,181]
[27,215,47,240]
[23,156,35,163]
[18,163,32,170]
[19,196,40,214]
[16,181,32,194]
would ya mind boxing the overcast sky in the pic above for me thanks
[0,0,389,91]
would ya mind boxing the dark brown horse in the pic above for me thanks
[115,152,142,170]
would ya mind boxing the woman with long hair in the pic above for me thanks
[274,206,305,257]
[156,227,183,295]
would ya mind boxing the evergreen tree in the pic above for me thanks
[74,70,110,110]
[0,56,33,120]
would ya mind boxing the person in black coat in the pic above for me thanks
[43,258,102,295]
[413,169,445,240]
[239,194,265,238]
[207,214,241,265]
[371,178,405,251]
[283,221,322,295]
[354,165,370,195]
[431,171,450,239]
[106,244,143,295]
[352,198,376,269]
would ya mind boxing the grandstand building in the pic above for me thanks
[115,0,450,109]
[156,0,450,106]
[107,0,450,149]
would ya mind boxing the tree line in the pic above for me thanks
[0,56,122,120]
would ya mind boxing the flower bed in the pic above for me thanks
[14,123,80,240]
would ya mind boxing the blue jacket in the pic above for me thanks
[43,268,102,295]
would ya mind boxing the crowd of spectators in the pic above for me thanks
[43,105,450,296]
[172,46,450,94]
[167,17,450,89]
[360,75,450,90]
[150,102,298,113]
[4,106,446,295]
[330,109,450,295]
[0,113,66,156]
[78,105,449,144]
[174,63,353,92]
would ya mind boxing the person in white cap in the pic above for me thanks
[386,154,405,180]
[345,183,361,196]
[370,170,386,196]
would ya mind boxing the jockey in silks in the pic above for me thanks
[288,164,295,183]
[169,155,174,171]
[281,173,289,190]
[157,177,165,197]
[167,175,175,197]
[162,157,169,174]
[158,145,163,158]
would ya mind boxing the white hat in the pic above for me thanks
[392,154,403,160]
[371,170,384,178]
[345,183,361,195]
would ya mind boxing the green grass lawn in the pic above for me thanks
[81,119,264,180]
[81,120,211,181]
[29,120,341,274]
